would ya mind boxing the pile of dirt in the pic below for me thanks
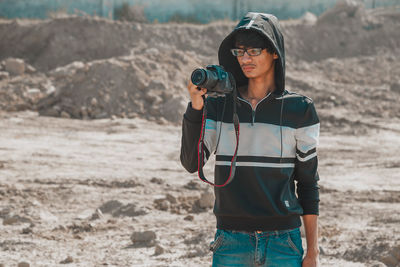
[37,47,202,122]
[0,17,233,122]
[0,1,399,124]
[0,48,202,122]
[285,1,400,61]
[285,52,400,133]
[0,16,231,72]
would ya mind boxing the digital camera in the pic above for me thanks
[191,65,234,95]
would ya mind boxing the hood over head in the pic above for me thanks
[218,12,285,95]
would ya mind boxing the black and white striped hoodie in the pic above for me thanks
[180,12,320,231]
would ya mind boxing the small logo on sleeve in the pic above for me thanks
[284,200,290,207]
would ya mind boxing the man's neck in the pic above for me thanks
[245,71,276,101]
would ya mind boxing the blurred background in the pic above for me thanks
[0,0,399,22]
[0,0,400,266]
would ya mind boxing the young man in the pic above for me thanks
[180,12,320,267]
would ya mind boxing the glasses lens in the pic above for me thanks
[231,48,263,57]
[247,48,262,56]
[231,49,244,57]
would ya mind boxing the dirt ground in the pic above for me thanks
[1,1,400,266]
[0,111,399,266]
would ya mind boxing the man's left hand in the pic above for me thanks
[302,253,319,267]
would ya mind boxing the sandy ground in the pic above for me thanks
[1,2,400,266]
[0,111,399,266]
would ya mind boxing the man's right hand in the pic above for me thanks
[187,80,207,110]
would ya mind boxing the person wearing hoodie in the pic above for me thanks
[180,13,320,267]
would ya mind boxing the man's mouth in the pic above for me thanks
[241,65,255,71]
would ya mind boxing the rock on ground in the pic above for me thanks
[5,58,25,75]
[130,231,157,247]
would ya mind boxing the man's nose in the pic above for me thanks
[241,52,252,63]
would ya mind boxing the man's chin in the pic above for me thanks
[243,72,257,78]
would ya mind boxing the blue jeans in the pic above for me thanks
[210,228,304,267]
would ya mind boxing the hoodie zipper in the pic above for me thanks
[238,93,271,126]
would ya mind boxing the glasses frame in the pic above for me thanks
[230,48,264,57]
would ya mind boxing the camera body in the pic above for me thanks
[191,65,234,96]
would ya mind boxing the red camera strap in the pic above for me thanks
[197,97,240,187]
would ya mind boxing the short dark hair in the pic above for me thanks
[234,30,276,54]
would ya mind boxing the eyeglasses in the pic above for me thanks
[230,48,263,57]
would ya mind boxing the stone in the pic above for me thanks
[390,83,400,93]
[90,208,104,220]
[80,106,89,119]
[22,227,33,234]
[165,193,177,204]
[0,71,9,80]
[39,210,59,223]
[53,225,67,231]
[198,191,214,209]
[25,64,37,73]
[45,85,56,95]
[154,199,169,211]
[112,203,146,217]
[370,262,387,267]
[60,111,71,119]
[5,58,25,75]
[60,256,74,264]
[130,230,157,247]
[300,12,317,25]
[18,262,30,267]
[184,215,194,221]
[317,0,364,25]
[50,61,85,79]
[154,245,164,256]
[99,200,123,214]
[380,254,398,267]
[150,177,163,184]
[184,180,202,190]
[145,48,159,55]
[68,222,93,233]
[335,0,361,10]
[3,216,18,225]
[185,245,208,258]
[93,112,108,119]
[39,107,60,117]
[3,215,31,225]
[98,201,145,218]
[90,97,98,107]
[25,88,43,104]
[107,219,117,224]
[390,245,400,260]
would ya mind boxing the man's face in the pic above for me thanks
[236,46,278,79]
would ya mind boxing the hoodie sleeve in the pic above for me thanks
[180,101,218,173]
[294,100,320,215]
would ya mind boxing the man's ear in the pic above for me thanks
[273,53,279,59]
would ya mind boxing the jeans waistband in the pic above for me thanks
[226,227,300,237]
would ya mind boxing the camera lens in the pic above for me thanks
[191,69,207,86]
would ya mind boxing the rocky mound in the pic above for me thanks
[0,16,232,72]
[0,0,399,124]
[37,47,201,122]
[285,1,400,61]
